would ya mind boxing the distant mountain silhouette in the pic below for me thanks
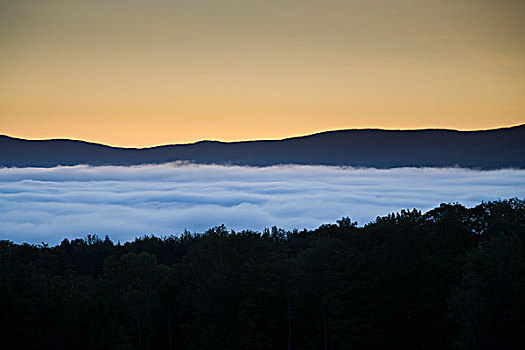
[1,125,524,168]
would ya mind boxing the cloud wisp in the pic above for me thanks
[1,164,524,244]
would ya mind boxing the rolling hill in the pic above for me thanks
[1,125,524,168]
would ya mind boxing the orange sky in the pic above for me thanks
[1,0,524,147]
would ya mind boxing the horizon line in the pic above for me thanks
[2,123,524,149]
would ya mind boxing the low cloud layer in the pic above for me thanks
[1,164,524,244]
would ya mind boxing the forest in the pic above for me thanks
[1,199,524,349]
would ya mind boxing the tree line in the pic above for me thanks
[1,199,524,349]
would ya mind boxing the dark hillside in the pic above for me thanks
[1,125,524,168]
[1,199,524,349]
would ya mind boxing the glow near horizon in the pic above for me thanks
[1,0,524,147]
[1,164,524,245]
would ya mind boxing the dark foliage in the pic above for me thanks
[1,199,524,349]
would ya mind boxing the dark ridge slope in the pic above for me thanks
[1,125,524,168]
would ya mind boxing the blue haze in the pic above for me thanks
[1,164,524,245]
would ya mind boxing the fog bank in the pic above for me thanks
[1,164,523,244]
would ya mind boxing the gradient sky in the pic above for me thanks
[1,0,524,147]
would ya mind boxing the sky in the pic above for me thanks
[1,164,524,244]
[1,0,524,147]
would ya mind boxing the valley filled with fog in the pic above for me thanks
[1,163,524,244]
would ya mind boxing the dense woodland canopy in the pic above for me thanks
[1,199,524,349]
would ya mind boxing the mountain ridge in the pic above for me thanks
[3,124,523,148]
[1,125,524,169]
